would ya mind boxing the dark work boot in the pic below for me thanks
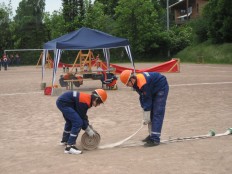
[144,139,160,147]
[142,135,150,142]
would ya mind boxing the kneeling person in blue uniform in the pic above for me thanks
[120,70,169,147]
[56,89,107,154]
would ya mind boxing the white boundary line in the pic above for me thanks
[120,81,232,89]
[0,91,43,97]
[170,81,232,87]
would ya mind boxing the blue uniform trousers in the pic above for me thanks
[150,84,169,142]
[56,100,84,145]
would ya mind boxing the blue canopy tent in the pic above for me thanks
[42,27,135,92]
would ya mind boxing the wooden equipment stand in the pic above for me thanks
[71,50,95,73]
[36,52,53,69]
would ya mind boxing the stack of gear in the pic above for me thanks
[101,72,118,90]
[59,72,83,87]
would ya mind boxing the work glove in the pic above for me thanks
[143,111,151,125]
[85,125,95,137]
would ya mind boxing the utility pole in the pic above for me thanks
[167,0,170,58]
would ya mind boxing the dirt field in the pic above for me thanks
[0,63,232,174]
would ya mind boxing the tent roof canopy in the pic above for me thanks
[43,27,130,50]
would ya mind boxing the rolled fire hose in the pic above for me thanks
[81,124,144,150]
[81,132,101,150]
[81,125,101,150]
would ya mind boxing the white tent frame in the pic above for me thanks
[42,46,135,94]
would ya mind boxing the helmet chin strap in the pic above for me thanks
[130,77,137,87]
[93,94,99,98]
[93,94,102,104]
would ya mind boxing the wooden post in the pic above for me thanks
[71,51,81,72]
[36,52,43,67]
[36,52,52,69]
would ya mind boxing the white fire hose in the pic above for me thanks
[98,124,144,149]
[81,124,145,150]
[81,125,232,150]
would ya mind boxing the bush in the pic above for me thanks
[175,42,232,64]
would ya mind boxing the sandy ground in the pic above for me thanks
[0,63,232,174]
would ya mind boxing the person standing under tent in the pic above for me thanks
[120,70,169,147]
[56,89,108,154]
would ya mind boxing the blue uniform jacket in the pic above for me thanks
[57,91,92,126]
[133,72,168,111]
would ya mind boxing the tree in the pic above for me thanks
[168,25,193,54]
[62,0,85,32]
[0,2,12,54]
[203,0,232,43]
[114,0,162,57]
[83,1,115,32]
[190,17,208,43]
[94,0,119,18]
[14,0,47,48]
[44,11,66,40]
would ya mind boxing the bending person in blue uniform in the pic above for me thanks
[120,70,169,147]
[56,89,107,154]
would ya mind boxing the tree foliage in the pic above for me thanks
[44,11,66,40]
[0,2,12,54]
[62,0,85,32]
[114,0,162,57]
[168,25,193,54]
[83,1,115,32]
[189,17,208,43]
[203,0,232,43]
[94,0,119,18]
[13,0,47,48]
[1,0,231,65]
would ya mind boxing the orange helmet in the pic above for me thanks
[120,70,132,85]
[94,89,107,103]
